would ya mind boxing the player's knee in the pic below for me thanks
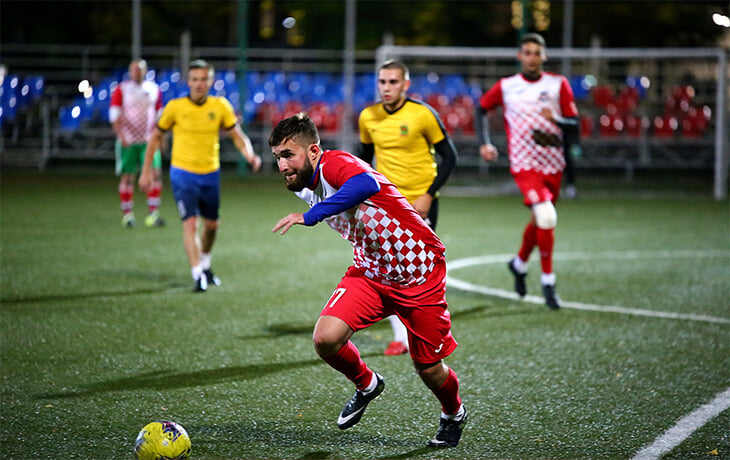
[533,201,557,229]
[312,329,343,357]
[414,361,447,389]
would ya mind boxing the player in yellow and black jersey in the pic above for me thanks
[358,60,458,356]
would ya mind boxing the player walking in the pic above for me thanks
[271,114,467,447]
[475,33,580,309]
[358,60,457,356]
[109,59,165,228]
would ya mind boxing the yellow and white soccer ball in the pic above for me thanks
[134,420,191,460]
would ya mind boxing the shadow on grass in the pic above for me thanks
[38,352,382,401]
[2,270,186,305]
[190,421,418,458]
[37,358,324,400]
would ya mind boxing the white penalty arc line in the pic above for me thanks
[630,386,730,460]
[447,250,730,459]
[446,249,730,325]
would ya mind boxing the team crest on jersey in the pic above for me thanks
[538,92,551,103]
[400,124,409,136]
[208,112,215,120]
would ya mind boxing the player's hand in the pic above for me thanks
[480,144,498,162]
[541,107,555,122]
[138,169,152,193]
[272,213,305,235]
[249,154,262,172]
[412,194,433,220]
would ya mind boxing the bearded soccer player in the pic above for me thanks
[475,33,580,310]
[271,114,467,448]
[109,59,165,228]
[358,60,457,356]
[139,59,262,292]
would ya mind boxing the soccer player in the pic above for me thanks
[475,33,580,310]
[109,59,165,228]
[271,113,467,448]
[139,59,262,292]
[358,60,457,356]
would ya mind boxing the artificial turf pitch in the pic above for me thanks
[1,169,728,459]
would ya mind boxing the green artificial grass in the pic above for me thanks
[1,170,728,459]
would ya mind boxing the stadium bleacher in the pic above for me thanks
[53,68,711,141]
[0,74,45,126]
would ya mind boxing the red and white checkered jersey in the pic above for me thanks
[480,72,578,174]
[109,80,162,144]
[296,150,445,287]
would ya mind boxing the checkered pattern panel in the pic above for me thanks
[116,81,158,144]
[325,204,438,287]
[505,100,565,175]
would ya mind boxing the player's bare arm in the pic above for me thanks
[412,193,433,219]
[272,213,305,235]
[228,125,262,172]
[139,127,164,192]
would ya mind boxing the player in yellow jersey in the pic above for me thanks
[140,59,262,292]
[358,60,457,355]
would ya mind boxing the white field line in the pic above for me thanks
[630,386,730,460]
[446,250,730,325]
[447,249,730,459]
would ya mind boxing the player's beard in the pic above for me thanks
[284,160,314,192]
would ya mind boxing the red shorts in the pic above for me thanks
[512,169,563,206]
[321,259,457,364]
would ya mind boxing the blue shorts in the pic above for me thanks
[170,167,220,221]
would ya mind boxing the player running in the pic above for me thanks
[358,59,457,356]
[475,33,580,309]
[109,59,165,228]
[140,59,261,292]
[271,113,467,448]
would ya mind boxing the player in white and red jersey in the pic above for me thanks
[109,59,165,228]
[271,114,467,448]
[475,33,580,309]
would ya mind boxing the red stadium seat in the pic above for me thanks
[599,113,624,137]
[580,115,595,138]
[653,115,678,138]
[592,85,614,108]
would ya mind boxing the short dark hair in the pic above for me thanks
[269,113,320,148]
[520,33,546,48]
[378,59,410,81]
[188,59,214,78]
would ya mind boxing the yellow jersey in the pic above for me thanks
[358,98,447,203]
[157,95,238,174]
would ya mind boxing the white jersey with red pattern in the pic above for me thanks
[480,72,578,175]
[109,80,162,144]
[295,150,445,287]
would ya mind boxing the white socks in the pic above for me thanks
[200,252,211,271]
[362,372,378,394]
[512,256,528,274]
[388,315,408,345]
[442,404,466,421]
[541,272,556,286]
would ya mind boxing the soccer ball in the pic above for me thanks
[134,420,191,460]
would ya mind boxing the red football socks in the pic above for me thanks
[322,340,373,390]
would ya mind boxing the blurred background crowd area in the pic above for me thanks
[0,0,727,189]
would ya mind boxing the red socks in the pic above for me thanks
[536,227,555,275]
[322,341,373,390]
[431,367,462,416]
[147,181,162,213]
[119,183,134,213]
[518,222,537,262]
[518,222,555,276]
